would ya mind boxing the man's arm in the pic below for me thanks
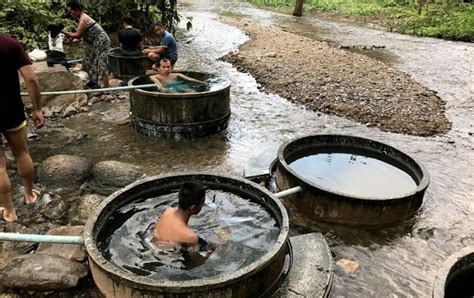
[19,65,44,128]
[149,75,166,92]
[177,74,206,85]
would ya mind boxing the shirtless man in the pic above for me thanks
[0,35,44,222]
[154,182,206,246]
[150,58,206,93]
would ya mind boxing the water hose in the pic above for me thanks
[20,83,157,96]
[274,186,302,198]
[0,232,84,244]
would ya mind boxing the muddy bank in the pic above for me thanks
[221,18,450,136]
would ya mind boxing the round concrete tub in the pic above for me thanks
[129,73,231,140]
[275,134,430,225]
[433,246,474,298]
[108,48,153,80]
[84,173,289,297]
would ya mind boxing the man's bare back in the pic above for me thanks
[153,207,199,246]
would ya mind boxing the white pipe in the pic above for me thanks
[274,186,302,198]
[20,83,157,96]
[0,232,84,244]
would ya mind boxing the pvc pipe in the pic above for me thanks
[0,232,84,245]
[274,186,302,198]
[20,83,157,96]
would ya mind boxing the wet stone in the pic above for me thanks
[37,155,92,192]
[73,194,106,224]
[36,226,86,262]
[88,160,144,196]
[275,232,333,297]
[0,254,88,290]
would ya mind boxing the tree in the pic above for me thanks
[293,0,304,17]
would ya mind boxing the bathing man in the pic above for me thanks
[0,34,44,222]
[118,16,143,56]
[150,58,206,93]
[142,22,177,67]
[154,182,207,246]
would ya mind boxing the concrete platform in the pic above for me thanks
[275,232,333,297]
[243,146,277,180]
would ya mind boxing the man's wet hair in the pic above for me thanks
[123,16,134,26]
[153,58,171,69]
[47,24,64,39]
[178,182,205,210]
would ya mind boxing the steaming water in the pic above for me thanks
[289,150,417,198]
[97,190,279,280]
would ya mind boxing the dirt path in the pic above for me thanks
[221,18,450,136]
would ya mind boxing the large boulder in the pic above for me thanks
[0,254,88,290]
[89,161,144,195]
[72,194,106,224]
[36,226,86,262]
[37,155,92,191]
[20,62,87,110]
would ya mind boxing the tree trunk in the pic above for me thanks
[293,0,304,17]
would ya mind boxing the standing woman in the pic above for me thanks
[63,1,110,88]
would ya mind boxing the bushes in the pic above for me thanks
[0,0,180,50]
[248,0,474,41]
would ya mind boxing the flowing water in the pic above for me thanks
[97,190,279,281]
[27,0,473,296]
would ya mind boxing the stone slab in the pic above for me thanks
[275,232,333,297]
[243,146,278,179]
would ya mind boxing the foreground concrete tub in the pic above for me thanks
[129,73,231,140]
[84,173,289,297]
[108,48,153,80]
[276,134,430,225]
[433,246,474,298]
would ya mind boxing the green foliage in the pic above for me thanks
[248,0,474,41]
[0,0,180,50]
[0,1,68,50]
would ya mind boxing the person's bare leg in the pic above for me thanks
[0,150,17,222]
[4,127,36,204]
[102,74,109,88]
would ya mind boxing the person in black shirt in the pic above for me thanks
[118,17,143,56]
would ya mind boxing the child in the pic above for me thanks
[150,58,206,93]
[46,24,67,68]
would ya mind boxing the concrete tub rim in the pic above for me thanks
[108,47,149,60]
[84,172,289,292]
[128,73,231,98]
[277,134,430,204]
[433,246,474,298]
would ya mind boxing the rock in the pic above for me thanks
[36,226,86,262]
[20,62,87,110]
[0,254,88,290]
[62,104,78,117]
[109,78,122,87]
[74,194,106,224]
[88,96,101,106]
[89,161,144,195]
[37,155,92,191]
[336,258,360,274]
[42,195,68,221]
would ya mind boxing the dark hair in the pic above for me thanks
[66,1,82,11]
[122,16,134,26]
[153,22,164,30]
[152,58,171,69]
[178,182,205,210]
[47,24,64,39]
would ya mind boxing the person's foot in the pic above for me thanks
[25,189,39,205]
[0,207,17,222]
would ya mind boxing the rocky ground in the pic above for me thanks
[220,18,451,136]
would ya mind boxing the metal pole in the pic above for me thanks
[274,186,302,198]
[20,83,158,96]
[0,232,84,245]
